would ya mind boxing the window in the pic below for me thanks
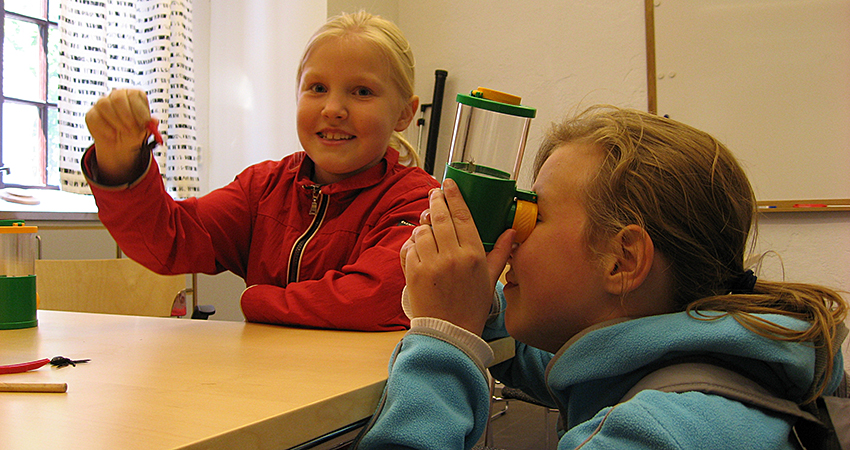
[1,0,59,189]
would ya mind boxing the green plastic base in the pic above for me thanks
[444,162,516,251]
[0,275,38,329]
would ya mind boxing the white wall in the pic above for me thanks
[754,213,850,292]
[204,0,326,193]
[328,0,398,21]
[398,1,648,189]
[194,1,850,324]
[193,0,327,321]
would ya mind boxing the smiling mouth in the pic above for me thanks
[318,131,355,141]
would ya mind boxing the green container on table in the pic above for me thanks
[0,220,38,329]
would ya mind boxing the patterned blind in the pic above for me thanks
[57,0,198,199]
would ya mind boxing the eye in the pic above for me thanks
[354,87,373,97]
[308,84,327,94]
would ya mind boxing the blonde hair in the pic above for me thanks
[297,11,420,168]
[535,105,847,403]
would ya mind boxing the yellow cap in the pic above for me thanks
[512,200,537,243]
[473,87,522,106]
[0,223,37,233]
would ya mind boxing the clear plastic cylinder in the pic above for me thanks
[0,225,37,277]
[448,103,533,180]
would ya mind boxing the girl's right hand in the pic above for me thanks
[84,89,153,184]
[400,179,514,336]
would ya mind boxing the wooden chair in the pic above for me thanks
[35,258,188,317]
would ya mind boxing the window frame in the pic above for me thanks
[0,0,59,190]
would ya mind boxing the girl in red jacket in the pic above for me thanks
[82,11,439,331]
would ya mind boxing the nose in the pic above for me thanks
[322,93,347,120]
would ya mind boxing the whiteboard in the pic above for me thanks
[654,0,850,201]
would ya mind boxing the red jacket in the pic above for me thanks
[83,147,439,331]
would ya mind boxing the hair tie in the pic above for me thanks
[728,269,757,294]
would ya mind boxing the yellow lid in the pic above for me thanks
[472,87,522,106]
[0,223,37,233]
[512,200,537,243]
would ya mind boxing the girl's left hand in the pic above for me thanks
[400,178,514,335]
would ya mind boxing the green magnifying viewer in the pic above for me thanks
[0,220,38,329]
[443,88,538,250]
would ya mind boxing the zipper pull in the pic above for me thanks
[307,185,321,215]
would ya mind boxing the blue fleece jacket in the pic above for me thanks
[355,284,845,449]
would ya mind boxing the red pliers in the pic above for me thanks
[147,119,164,146]
[0,357,89,374]
[0,358,50,374]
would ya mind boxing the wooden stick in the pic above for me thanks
[0,382,67,393]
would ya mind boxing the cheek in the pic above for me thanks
[297,97,317,115]
[365,103,404,133]
[295,103,311,128]
[507,234,578,310]
[514,237,561,288]
[361,113,394,138]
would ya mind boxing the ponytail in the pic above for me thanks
[687,280,847,403]
[391,131,421,168]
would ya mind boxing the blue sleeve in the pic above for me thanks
[356,332,492,450]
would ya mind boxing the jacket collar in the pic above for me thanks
[294,148,400,194]
[544,312,823,427]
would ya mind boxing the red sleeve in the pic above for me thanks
[83,145,253,277]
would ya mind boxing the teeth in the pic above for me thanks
[320,132,354,141]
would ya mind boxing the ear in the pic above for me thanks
[395,95,419,132]
[603,225,654,295]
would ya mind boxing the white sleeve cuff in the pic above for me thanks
[410,317,494,368]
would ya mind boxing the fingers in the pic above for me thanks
[109,89,150,132]
[84,89,154,183]
[441,178,482,250]
[400,181,493,335]
[87,89,151,138]
[127,90,152,127]
[402,207,432,275]
[88,96,124,136]
[400,223,433,274]
[426,187,457,251]
[409,223,438,261]
[84,107,118,142]
[399,237,417,275]
[487,229,515,285]
[413,180,482,255]
[112,90,139,131]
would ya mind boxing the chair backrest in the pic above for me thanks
[35,258,186,317]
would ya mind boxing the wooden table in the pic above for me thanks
[0,311,406,450]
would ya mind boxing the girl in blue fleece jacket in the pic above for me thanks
[354,106,848,449]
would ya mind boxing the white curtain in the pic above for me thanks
[57,0,199,199]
